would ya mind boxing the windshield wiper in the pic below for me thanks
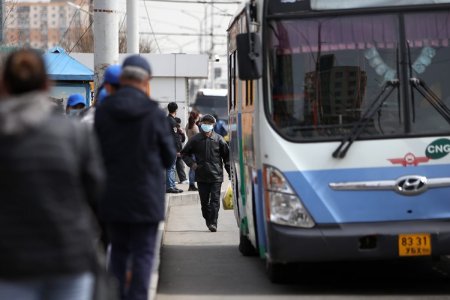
[409,78,450,125]
[332,80,399,159]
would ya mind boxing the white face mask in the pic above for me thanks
[68,109,83,118]
[201,124,214,133]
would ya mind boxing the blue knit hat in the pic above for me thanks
[104,64,121,85]
[67,93,85,107]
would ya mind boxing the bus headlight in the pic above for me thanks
[269,192,315,228]
[264,165,315,228]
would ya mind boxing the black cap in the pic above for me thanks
[201,114,216,124]
[122,55,152,77]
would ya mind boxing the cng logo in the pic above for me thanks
[425,138,450,159]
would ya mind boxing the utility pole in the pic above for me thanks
[94,0,119,89]
[127,0,139,53]
[209,3,215,88]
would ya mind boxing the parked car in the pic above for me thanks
[191,88,228,124]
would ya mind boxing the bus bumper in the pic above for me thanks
[266,220,450,263]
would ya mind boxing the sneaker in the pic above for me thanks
[188,186,198,191]
[175,188,183,193]
[180,180,189,184]
[208,224,217,232]
[166,188,180,193]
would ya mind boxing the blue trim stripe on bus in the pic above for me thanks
[284,164,450,224]
[255,170,267,256]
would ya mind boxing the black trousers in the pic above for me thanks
[108,222,159,300]
[176,157,187,182]
[197,182,222,226]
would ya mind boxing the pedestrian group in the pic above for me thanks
[0,48,230,300]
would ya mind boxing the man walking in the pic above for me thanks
[181,114,230,232]
[95,55,176,300]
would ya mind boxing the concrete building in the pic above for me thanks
[71,52,209,126]
[3,0,90,49]
[305,66,367,125]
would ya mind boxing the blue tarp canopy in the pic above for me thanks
[44,47,93,81]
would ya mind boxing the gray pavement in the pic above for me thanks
[151,178,236,300]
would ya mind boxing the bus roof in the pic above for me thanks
[311,0,450,10]
[268,0,450,15]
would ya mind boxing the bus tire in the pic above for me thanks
[239,232,258,256]
[265,260,291,284]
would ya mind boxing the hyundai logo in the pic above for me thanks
[395,175,428,195]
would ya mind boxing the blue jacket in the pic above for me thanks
[214,119,228,137]
[95,86,176,223]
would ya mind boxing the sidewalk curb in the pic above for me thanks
[149,191,200,300]
[149,182,228,299]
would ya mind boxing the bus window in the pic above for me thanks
[405,12,450,134]
[229,52,236,110]
[268,14,402,140]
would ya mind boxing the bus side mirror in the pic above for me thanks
[236,33,262,80]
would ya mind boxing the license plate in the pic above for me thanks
[398,234,431,257]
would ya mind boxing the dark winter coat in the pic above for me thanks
[95,86,176,223]
[0,92,105,279]
[167,114,183,151]
[175,127,186,151]
[181,131,230,183]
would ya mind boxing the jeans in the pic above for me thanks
[108,222,159,300]
[188,155,196,186]
[188,168,196,186]
[166,161,176,189]
[0,272,94,300]
[197,182,222,226]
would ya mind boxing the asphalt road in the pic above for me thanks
[157,201,450,300]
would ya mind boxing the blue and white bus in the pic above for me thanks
[227,0,450,282]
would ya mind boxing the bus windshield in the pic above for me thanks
[267,10,450,141]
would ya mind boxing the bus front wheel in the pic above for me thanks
[239,232,257,256]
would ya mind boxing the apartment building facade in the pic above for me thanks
[3,0,90,50]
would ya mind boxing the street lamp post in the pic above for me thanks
[127,0,139,53]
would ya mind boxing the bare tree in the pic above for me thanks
[139,37,153,53]
[119,32,154,54]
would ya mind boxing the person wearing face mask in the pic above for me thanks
[181,114,230,232]
[66,93,86,119]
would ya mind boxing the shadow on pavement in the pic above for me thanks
[158,244,450,296]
